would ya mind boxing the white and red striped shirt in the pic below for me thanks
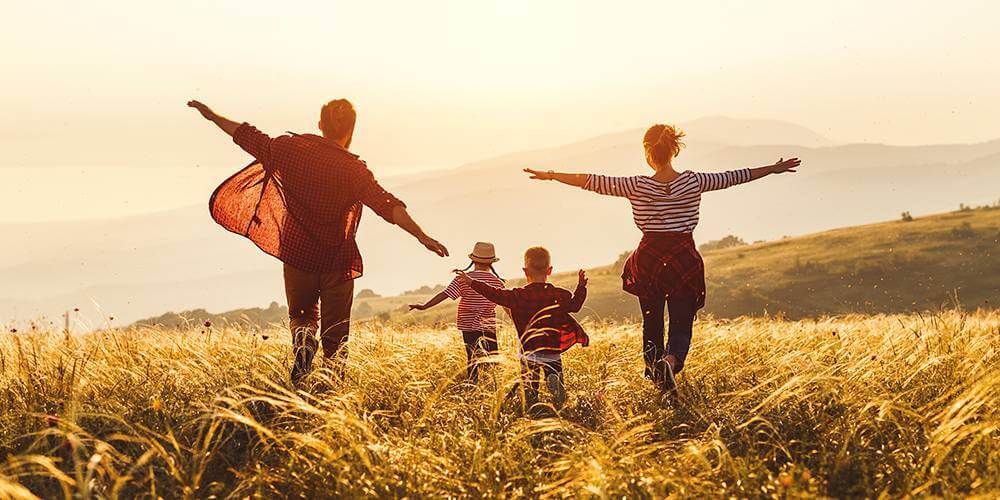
[583,169,752,233]
[444,270,505,333]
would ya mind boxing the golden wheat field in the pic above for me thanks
[1,310,998,499]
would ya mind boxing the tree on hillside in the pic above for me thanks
[699,235,748,252]
[355,289,381,299]
[403,284,445,296]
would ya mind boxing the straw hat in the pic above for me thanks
[469,242,500,264]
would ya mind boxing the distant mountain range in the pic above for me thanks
[2,116,998,327]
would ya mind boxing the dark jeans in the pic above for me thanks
[519,357,564,406]
[638,295,698,380]
[283,264,355,361]
[461,331,499,382]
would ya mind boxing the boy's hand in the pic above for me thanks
[454,270,472,285]
[408,304,427,311]
[578,269,588,286]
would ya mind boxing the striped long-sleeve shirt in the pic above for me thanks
[582,169,753,233]
[443,270,504,333]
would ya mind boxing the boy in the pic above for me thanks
[456,246,588,410]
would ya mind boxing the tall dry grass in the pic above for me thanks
[1,310,998,498]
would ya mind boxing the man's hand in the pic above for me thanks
[187,100,240,136]
[578,269,588,287]
[419,235,449,258]
[391,206,449,258]
[454,270,472,286]
[187,100,216,121]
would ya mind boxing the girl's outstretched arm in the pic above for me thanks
[409,291,449,311]
[523,168,589,187]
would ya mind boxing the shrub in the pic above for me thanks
[700,235,748,252]
[900,211,914,222]
[355,288,381,299]
[950,222,976,239]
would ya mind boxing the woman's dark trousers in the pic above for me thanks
[638,295,698,382]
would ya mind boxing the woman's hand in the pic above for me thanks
[578,269,588,287]
[523,169,589,187]
[523,168,553,180]
[408,304,427,311]
[769,157,801,174]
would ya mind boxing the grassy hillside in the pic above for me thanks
[130,290,443,330]
[2,311,997,497]
[401,207,999,327]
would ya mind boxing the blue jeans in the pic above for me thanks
[639,295,698,379]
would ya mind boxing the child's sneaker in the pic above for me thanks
[546,373,566,409]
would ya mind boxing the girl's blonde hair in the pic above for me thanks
[643,124,686,169]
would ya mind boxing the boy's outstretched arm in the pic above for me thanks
[409,291,449,311]
[567,270,588,313]
[457,271,515,308]
[188,100,241,137]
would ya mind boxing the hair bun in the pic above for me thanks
[658,126,685,147]
[643,124,686,166]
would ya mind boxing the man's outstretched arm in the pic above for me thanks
[355,169,449,258]
[392,206,449,257]
[188,100,241,137]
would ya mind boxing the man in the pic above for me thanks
[188,99,448,383]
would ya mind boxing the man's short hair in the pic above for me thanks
[320,99,356,140]
[524,246,551,273]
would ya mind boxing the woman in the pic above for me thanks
[523,124,800,391]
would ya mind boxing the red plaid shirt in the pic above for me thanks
[470,280,589,355]
[209,123,405,279]
[622,232,706,309]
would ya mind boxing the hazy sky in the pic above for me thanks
[2,0,999,220]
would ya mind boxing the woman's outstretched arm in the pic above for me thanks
[696,157,802,193]
[524,168,639,198]
[523,168,588,187]
[749,157,801,180]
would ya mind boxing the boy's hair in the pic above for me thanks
[523,246,551,273]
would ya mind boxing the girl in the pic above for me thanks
[524,124,801,392]
[410,242,505,382]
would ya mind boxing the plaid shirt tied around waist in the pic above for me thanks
[622,232,706,309]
